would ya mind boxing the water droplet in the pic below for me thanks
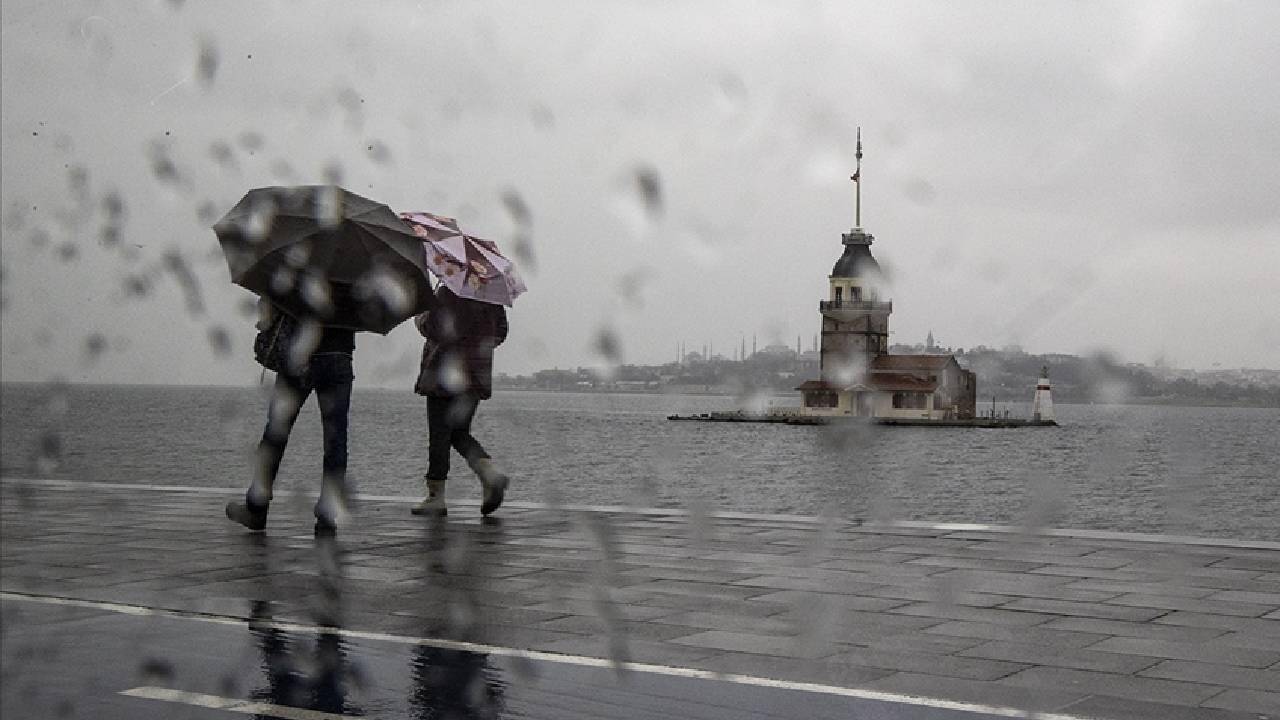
[313,186,341,228]
[437,353,469,394]
[500,189,537,272]
[99,225,121,248]
[29,228,50,248]
[208,140,234,167]
[365,141,391,163]
[148,144,183,186]
[208,325,232,355]
[238,131,264,152]
[322,162,344,185]
[356,265,414,316]
[196,200,219,224]
[529,103,555,130]
[245,197,278,242]
[84,333,108,360]
[57,243,79,262]
[904,178,937,205]
[163,250,205,316]
[592,326,623,376]
[713,72,748,118]
[270,159,295,181]
[611,164,663,239]
[616,267,652,308]
[270,267,296,294]
[138,657,174,682]
[102,191,126,221]
[196,37,218,88]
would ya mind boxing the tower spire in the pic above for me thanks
[851,126,863,228]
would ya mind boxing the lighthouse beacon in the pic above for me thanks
[1032,366,1055,423]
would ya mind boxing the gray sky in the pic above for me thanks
[3,0,1278,387]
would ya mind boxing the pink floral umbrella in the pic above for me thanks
[398,211,527,307]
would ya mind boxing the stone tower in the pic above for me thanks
[818,128,892,384]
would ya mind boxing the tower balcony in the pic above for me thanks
[819,299,892,317]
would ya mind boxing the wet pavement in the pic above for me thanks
[3,477,1279,719]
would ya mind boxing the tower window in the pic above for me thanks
[834,287,843,304]
[851,287,862,302]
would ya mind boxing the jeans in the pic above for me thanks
[426,392,490,481]
[250,353,354,506]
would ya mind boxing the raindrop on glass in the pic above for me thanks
[162,250,205,315]
[196,37,218,88]
[314,185,341,228]
[365,141,391,163]
[84,333,108,361]
[238,131,264,153]
[612,164,663,239]
[208,325,232,356]
[208,141,235,167]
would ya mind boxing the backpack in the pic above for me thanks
[253,309,300,374]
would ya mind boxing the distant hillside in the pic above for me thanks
[498,347,1280,408]
[903,345,1280,408]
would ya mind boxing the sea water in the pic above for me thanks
[1,383,1276,541]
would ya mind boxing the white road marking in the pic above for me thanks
[5,591,1096,720]
[120,686,351,720]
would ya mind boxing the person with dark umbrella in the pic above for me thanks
[214,186,437,535]
[411,285,511,517]
[226,297,357,535]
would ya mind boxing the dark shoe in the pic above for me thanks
[480,473,508,516]
[314,516,337,537]
[226,498,269,531]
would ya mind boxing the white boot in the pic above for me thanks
[471,458,509,516]
[411,477,447,517]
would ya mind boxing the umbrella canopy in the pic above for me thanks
[214,186,435,333]
[399,211,526,307]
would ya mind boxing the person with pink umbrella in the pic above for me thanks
[401,212,525,517]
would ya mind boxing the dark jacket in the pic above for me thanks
[413,287,508,399]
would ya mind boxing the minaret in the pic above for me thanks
[1032,365,1055,423]
[818,127,892,384]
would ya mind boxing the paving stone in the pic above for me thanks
[1139,659,1280,692]
[744,589,907,613]
[1205,589,1280,606]
[1063,578,1218,599]
[1201,688,1280,715]
[862,630,988,655]
[824,646,1029,680]
[693,651,895,686]
[888,601,1058,627]
[1058,694,1265,720]
[6,480,1279,717]
[667,629,833,659]
[1041,616,1230,643]
[923,620,1108,648]
[1105,593,1277,618]
[960,640,1160,673]
[728,574,883,594]
[860,671,1090,715]
[997,597,1169,622]
[1087,636,1280,668]
[532,635,724,666]
[997,666,1223,706]
[1153,611,1280,635]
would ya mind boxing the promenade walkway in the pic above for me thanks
[2,478,1278,719]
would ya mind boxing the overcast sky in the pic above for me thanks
[3,0,1278,387]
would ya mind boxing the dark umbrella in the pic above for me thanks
[214,185,434,334]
